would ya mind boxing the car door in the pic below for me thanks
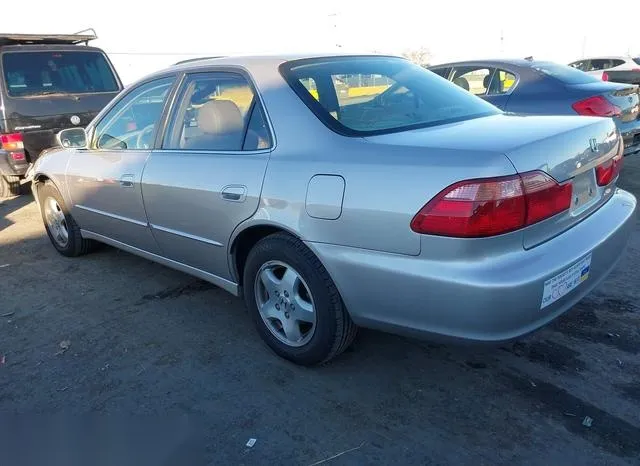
[66,76,176,252]
[141,70,273,281]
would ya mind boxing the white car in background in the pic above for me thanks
[568,56,640,84]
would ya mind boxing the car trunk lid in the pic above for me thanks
[364,113,621,249]
[501,115,621,248]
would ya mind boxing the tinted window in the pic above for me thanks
[430,67,450,79]
[569,60,589,71]
[93,77,174,150]
[611,59,626,67]
[2,51,119,97]
[532,62,600,84]
[281,57,499,136]
[633,58,640,66]
[590,59,612,70]
[164,72,269,151]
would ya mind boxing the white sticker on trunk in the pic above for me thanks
[541,253,592,309]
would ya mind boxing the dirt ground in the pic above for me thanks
[1,157,639,465]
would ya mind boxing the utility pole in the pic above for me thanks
[582,36,587,58]
[500,30,504,55]
[328,13,341,49]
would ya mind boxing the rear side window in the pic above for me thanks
[2,51,119,97]
[280,56,499,136]
[532,61,600,84]
[611,59,626,67]
[590,59,612,70]
[164,72,271,151]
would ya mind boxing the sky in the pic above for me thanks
[13,0,640,84]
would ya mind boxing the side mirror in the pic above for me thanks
[57,128,87,149]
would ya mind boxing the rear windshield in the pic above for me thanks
[2,51,120,97]
[280,56,500,136]
[634,58,640,66]
[532,61,600,85]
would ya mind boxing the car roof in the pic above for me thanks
[152,52,405,76]
[0,44,106,53]
[430,58,543,68]
[573,56,633,61]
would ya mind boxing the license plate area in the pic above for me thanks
[541,253,592,309]
[570,171,599,215]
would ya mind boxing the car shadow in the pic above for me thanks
[0,186,35,233]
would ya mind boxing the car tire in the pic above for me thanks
[243,232,358,366]
[0,175,21,198]
[37,181,94,257]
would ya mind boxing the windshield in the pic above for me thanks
[2,51,120,97]
[280,56,500,136]
[532,61,600,85]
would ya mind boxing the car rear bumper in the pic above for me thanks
[0,150,29,177]
[307,188,636,343]
[620,119,640,156]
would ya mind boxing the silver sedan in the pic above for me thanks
[29,54,637,365]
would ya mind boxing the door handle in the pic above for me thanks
[120,174,135,188]
[221,185,247,202]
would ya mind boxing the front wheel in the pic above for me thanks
[37,181,94,257]
[243,233,358,365]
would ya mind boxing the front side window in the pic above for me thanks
[164,72,270,151]
[281,56,499,136]
[2,51,119,97]
[93,77,174,150]
[634,58,640,66]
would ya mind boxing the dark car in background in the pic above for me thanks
[429,59,640,157]
[0,30,122,197]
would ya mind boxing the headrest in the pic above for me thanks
[197,99,243,135]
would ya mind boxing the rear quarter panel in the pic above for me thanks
[505,71,577,116]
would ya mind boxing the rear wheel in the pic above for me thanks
[243,232,358,365]
[0,175,21,198]
[37,181,94,257]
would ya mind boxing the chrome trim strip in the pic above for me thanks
[76,204,148,227]
[150,223,223,247]
[81,230,238,296]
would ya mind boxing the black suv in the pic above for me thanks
[0,30,122,197]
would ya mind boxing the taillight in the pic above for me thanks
[596,153,623,186]
[410,171,572,238]
[572,95,621,117]
[602,72,609,81]
[0,132,26,162]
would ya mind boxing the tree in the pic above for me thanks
[402,47,432,67]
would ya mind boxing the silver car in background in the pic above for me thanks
[30,54,636,365]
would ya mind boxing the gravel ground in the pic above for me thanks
[1,157,639,465]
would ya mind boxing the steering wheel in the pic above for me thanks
[135,124,155,149]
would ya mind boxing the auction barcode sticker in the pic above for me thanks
[541,253,592,309]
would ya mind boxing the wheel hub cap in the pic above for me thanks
[254,260,316,347]
[44,197,69,247]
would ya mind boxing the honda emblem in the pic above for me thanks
[589,138,598,152]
